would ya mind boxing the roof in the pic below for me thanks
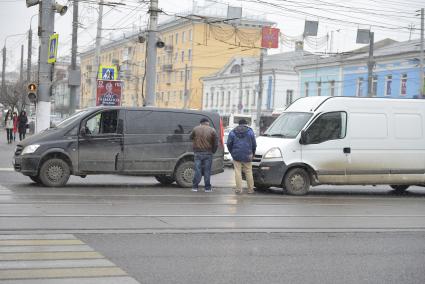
[347,39,422,60]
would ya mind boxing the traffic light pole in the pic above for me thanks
[36,0,54,132]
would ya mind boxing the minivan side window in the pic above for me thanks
[84,110,118,135]
[305,112,347,144]
[126,110,206,134]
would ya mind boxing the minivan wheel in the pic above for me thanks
[39,158,70,187]
[155,175,175,185]
[29,175,41,184]
[174,161,195,188]
[390,185,409,192]
[284,168,310,196]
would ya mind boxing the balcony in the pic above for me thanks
[162,64,173,72]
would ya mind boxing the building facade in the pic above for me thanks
[80,13,273,110]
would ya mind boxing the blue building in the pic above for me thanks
[296,39,425,98]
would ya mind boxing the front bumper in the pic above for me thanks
[13,154,41,176]
[252,161,287,187]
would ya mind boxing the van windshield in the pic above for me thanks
[264,112,312,138]
[55,110,91,129]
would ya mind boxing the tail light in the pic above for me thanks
[219,117,224,146]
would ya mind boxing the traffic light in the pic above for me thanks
[27,83,37,103]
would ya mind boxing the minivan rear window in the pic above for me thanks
[126,110,206,134]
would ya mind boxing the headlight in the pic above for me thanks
[263,147,282,159]
[21,144,40,155]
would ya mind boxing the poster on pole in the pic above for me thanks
[96,80,122,106]
[98,65,118,80]
[47,34,59,64]
[261,27,279,48]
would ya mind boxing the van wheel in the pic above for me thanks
[155,175,175,185]
[39,158,70,187]
[174,161,195,188]
[284,168,310,195]
[29,175,41,184]
[390,185,409,193]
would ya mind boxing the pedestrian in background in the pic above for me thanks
[4,110,14,144]
[190,117,218,192]
[18,111,28,141]
[12,112,18,141]
[227,119,257,194]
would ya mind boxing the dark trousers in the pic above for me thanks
[6,129,13,143]
[19,131,26,141]
[192,152,213,190]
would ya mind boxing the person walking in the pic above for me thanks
[227,119,257,194]
[190,118,218,192]
[18,111,28,141]
[4,110,14,144]
[12,112,18,141]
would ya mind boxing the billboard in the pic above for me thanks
[96,80,122,106]
[261,27,279,48]
[47,34,59,64]
[98,65,118,80]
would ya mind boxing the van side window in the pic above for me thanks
[85,110,118,135]
[305,112,347,144]
[126,110,204,134]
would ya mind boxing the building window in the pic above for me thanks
[356,78,364,96]
[180,71,184,81]
[317,82,322,96]
[227,91,231,107]
[230,64,241,74]
[182,31,186,43]
[221,92,224,106]
[400,74,407,96]
[189,30,192,41]
[187,69,191,80]
[330,81,335,96]
[169,35,173,44]
[385,75,392,96]
[188,49,192,61]
[174,52,178,61]
[175,33,179,44]
[210,92,214,107]
[157,56,161,65]
[180,90,183,102]
[252,89,256,105]
[305,82,309,97]
[372,76,378,96]
[286,90,293,106]
[245,90,250,106]
[216,92,220,107]
[156,73,160,84]
[205,92,209,107]
[181,51,184,62]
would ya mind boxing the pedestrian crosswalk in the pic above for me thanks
[0,234,140,283]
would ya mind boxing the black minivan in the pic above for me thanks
[13,107,224,187]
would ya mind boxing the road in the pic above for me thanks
[0,132,424,283]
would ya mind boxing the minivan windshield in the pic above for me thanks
[55,110,91,129]
[264,112,312,138]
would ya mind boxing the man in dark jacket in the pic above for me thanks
[227,119,256,194]
[190,118,218,192]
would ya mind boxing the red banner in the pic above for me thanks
[261,27,280,49]
[96,80,122,106]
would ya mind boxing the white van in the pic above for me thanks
[253,96,425,195]
[228,113,257,133]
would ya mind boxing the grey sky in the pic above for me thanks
[0,0,423,73]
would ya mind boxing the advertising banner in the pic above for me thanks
[261,27,279,48]
[96,80,122,106]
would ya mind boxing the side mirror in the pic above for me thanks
[299,130,308,145]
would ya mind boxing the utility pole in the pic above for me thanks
[91,0,103,106]
[20,45,24,83]
[145,0,159,106]
[255,49,265,136]
[69,0,79,113]
[183,64,188,108]
[238,58,244,113]
[1,46,5,99]
[420,8,424,97]
[27,28,32,82]
[36,0,55,132]
[367,31,375,97]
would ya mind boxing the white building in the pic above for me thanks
[202,50,317,129]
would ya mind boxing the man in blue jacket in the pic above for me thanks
[227,119,256,194]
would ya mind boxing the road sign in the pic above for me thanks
[261,27,279,49]
[47,33,58,63]
[98,65,118,80]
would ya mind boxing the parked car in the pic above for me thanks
[13,107,224,187]
[253,96,425,195]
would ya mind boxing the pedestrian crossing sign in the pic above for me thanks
[48,33,59,64]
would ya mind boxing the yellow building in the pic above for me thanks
[80,14,273,109]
